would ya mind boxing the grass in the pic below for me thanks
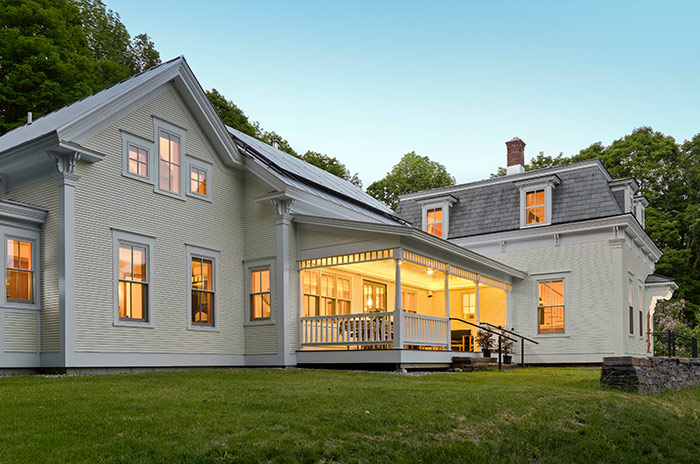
[1,368,699,463]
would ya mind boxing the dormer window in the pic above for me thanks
[419,195,457,239]
[525,189,545,224]
[515,175,561,228]
[426,207,443,237]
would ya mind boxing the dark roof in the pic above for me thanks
[645,274,676,284]
[395,162,625,237]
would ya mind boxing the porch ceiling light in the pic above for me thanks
[426,268,434,275]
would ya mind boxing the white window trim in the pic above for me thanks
[515,176,560,229]
[532,271,570,338]
[2,231,40,311]
[461,290,477,320]
[627,273,635,337]
[419,196,457,240]
[153,117,187,201]
[121,130,155,184]
[637,279,644,339]
[245,258,276,326]
[186,156,212,201]
[112,230,155,328]
[187,245,220,331]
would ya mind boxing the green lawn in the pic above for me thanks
[1,368,699,463]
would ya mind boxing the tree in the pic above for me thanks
[0,0,160,136]
[0,0,97,134]
[205,89,257,137]
[367,152,455,210]
[299,151,362,188]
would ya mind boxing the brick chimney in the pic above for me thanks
[505,137,525,175]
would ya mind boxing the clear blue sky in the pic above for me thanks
[110,0,700,186]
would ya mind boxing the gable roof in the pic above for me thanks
[227,126,407,225]
[0,57,241,167]
[396,160,625,237]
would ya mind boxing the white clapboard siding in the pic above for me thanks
[5,312,39,353]
[75,85,246,355]
[1,178,60,352]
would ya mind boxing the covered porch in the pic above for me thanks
[297,247,511,355]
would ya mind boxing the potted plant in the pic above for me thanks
[475,329,494,357]
[502,336,513,364]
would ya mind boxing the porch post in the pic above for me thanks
[393,249,403,349]
[445,266,451,350]
[475,275,481,324]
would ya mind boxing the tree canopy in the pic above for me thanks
[366,152,455,210]
[0,0,160,135]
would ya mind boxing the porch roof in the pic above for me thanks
[292,214,527,280]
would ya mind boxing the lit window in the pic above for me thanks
[127,144,149,178]
[638,284,643,337]
[303,271,351,316]
[402,290,417,313]
[118,243,148,321]
[526,190,545,224]
[190,166,207,196]
[462,292,476,319]
[6,239,33,303]
[426,207,443,237]
[159,130,181,194]
[191,257,215,326]
[250,268,271,320]
[302,270,320,316]
[363,280,386,312]
[538,280,564,333]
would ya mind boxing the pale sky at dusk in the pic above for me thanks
[110,0,700,186]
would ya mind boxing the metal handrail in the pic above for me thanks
[648,331,698,358]
[480,321,539,368]
[449,317,516,371]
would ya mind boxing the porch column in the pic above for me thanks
[273,197,295,366]
[49,151,80,369]
[475,275,481,324]
[445,266,451,350]
[393,249,403,349]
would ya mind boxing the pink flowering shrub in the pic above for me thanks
[652,299,698,357]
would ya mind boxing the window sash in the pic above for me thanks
[118,242,149,321]
[525,190,545,224]
[250,268,271,320]
[538,279,564,333]
[363,280,387,312]
[127,144,149,178]
[191,257,215,326]
[538,305,565,333]
[6,239,34,303]
[159,130,181,194]
[190,166,207,196]
[426,207,443,237]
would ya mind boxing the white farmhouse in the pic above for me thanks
[0,57,676,372]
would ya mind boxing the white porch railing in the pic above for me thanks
[403,313,449,347]
[300,310,448,348]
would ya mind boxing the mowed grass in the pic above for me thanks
[1,368,699,463]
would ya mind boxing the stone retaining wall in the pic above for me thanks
[601,356,700,393]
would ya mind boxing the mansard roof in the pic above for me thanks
[395,159,628,238]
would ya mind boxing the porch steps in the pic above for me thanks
[451,356,517,372]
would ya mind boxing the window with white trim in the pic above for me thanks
[402,289,417,313]
[302,270,350,316]
[250,267,271,320]
[191,256,215,327]
[538,280,564,333]
[525,189,545,225]
[159,129,181,194]
[6,238,34,303]
[426,207,443,237]
[118,242,149,322]
[190,166,207,196]
[127,144,149,178]
[638,283,643,337]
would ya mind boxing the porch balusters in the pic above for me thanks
[393,251,404,349]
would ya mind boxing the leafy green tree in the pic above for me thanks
[367,152,455,210]
[206,89,257,137]
[253,123,298,157]
[299,151,362,187]
[0,0,97,134]
[0,0,160,135]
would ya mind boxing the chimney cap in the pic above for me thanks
[505,137,526,174]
